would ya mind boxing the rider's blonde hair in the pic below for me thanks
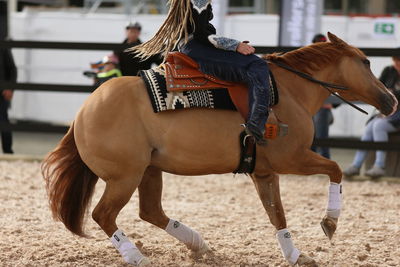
[130,0,194,60]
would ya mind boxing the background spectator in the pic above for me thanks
[343,55,400,178]
[311,33,336,159]
[0,47,16,154]
[115,22,162,76]
[312,33,327,43]
[94,54,122,87]
[83,54,122,87]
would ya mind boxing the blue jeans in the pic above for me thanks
[312,108,333,159]
[352,117,398,168]
[181,39,270,138]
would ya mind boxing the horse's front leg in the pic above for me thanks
[251,173,317,266]
[290,150,343,240]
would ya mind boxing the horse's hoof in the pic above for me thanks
[138,257,151,266]
[320,215,338,240]
[295,253,318,267]
[190,242,211,259]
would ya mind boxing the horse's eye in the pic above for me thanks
[363,59,370,66]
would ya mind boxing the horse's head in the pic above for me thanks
[326,32,397,115]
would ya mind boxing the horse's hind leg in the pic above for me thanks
[138,166,210,257]
[138,167,169,229]
[92,174,150,266]
[251,173,317,267]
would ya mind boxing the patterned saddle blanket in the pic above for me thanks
[139,54,278,117]
[140,67,237,113]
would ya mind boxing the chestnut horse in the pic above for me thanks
[43,33,397,266]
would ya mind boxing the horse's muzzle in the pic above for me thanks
[379,93,398,116]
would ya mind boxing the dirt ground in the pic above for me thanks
[0,160,399,267]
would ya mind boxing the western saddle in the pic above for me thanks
[164,52,286,140]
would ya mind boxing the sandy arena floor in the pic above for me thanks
[0,160,399,267]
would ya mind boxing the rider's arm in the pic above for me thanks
[191,0,240,52]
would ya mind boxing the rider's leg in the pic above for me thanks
[181,40,271,143]
[244,59,270,144]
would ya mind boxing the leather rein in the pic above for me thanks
[269,59,368,115]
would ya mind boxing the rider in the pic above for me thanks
[133,0,271,144]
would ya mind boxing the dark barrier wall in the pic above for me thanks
[0,2,7,39]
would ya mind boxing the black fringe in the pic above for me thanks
[196,59,272,107]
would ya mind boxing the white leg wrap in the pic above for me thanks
[110,229,147,266]
[327,182,342,218]
[276,229,300,266]
[165,219,205,251]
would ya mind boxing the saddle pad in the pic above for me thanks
[139,67,279,114]
[139,68,236,113]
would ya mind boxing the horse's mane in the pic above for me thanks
[264,41,364,74]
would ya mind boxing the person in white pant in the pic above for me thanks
[344,115,399,178]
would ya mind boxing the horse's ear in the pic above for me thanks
[327,32,346,45]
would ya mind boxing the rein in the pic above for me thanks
[269,60,368,115]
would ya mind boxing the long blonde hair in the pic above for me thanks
[131,0,194,60]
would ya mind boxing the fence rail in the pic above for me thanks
[0,40,399,150]
[0,82,94,92]
[1,40,400,55]
[0,121,68,133]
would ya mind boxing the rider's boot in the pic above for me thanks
[245,105,269,145]
[245,72,270,145]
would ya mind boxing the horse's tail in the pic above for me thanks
[42,122,98,237]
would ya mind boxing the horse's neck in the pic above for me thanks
[272,65,332,116]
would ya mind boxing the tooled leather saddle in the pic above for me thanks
[164,52,284,139]
[165,52,251,119]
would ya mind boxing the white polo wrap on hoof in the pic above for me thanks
[327,182,342,218]
[110,229,148,266]
[276,229,300,266]
[165,219,205,251]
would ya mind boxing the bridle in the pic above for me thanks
[269,59,368,115]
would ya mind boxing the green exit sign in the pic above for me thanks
[375,23,395,34]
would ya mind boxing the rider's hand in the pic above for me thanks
[236,42,255,55]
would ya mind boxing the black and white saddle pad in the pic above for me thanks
[139,67,278,114]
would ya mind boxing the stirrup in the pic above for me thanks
[242,124,267,146]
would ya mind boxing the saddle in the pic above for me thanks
[165,52,250,119]
[164,52,286,140]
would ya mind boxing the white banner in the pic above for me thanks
[279,0,323,46]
